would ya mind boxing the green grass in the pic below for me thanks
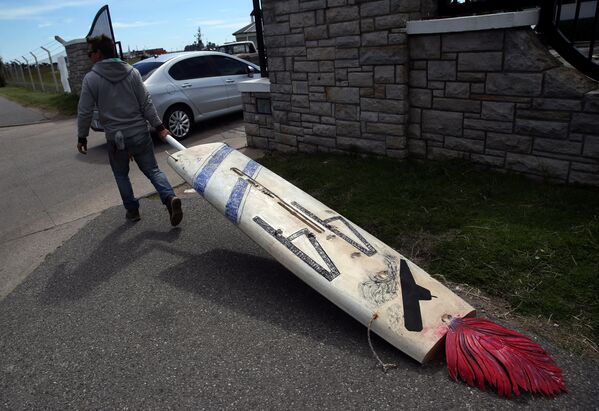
[0,86,78,116]
[259,152,599,345]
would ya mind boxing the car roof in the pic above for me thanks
[133,52,187,63]
[134,51,247,65]
[220,41,253,45]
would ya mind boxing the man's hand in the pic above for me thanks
[158,127,170,142]
[77,142,87,155]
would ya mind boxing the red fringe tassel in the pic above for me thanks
[445,316,567,397]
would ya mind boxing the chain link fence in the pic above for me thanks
[2,39,69,93]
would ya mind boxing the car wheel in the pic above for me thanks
[164,106,192,140]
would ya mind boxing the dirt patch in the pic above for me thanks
[437,276,599,359]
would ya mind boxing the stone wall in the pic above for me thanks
[243,91,274,147]
[408,27,599,185]
[65,41,92,96]
[255,0,436,157]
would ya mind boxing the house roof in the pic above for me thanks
[233,22,256,36]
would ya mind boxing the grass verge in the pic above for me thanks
[259,151,599,354]
[0,86,78,117]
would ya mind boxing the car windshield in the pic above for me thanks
[133,61,164,80]
[217,44,252,54]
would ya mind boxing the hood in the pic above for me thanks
[92,58,133,83]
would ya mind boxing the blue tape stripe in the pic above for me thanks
[192,145,234,194]
[244,160,260,179]
[224,160,261,224]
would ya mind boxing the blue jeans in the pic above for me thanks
[107,132,175,211]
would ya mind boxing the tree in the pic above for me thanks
[205,41,216,50]
[0,57,6,87]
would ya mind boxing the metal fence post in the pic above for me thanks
[2,63,10,83]
[21,56,36,90]
[11,61,18,85]
[9,64,16,83]
[30,52,45,92]
[17,61,26,85]
[252,0,269,78]
[9,61,16,85]
[41,46,60,92]
[6,63,13,83]
[14,59,26,86]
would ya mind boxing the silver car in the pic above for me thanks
[92,51,260,139]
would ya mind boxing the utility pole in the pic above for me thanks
[41,47,60,92]
[30,52,45,92]
[21,56,36,90]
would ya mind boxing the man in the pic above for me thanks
[77,35,182,226]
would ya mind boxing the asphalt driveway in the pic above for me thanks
[0,112,249,300]
[0,96,48,127]
[1,198,598,410]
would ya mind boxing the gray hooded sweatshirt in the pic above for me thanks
[77,58,162,140]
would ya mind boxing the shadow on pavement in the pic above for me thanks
[39,216,422,367]
[157,247,432,367]
[41,224,182,304]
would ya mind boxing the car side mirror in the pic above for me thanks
[247,66,255,78]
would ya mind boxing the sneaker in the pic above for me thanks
[166,196,183,226]
[126,209,141,222]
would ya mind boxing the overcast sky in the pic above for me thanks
[0,0,254,62]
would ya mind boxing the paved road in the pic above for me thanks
[0,112,250,300]
[0,95,48,127]
[0,102,597,409]
[1,199,598,410]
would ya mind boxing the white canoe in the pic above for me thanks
[167,143,475,363]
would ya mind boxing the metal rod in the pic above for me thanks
[30,52,45,92]
[589,0,599,59]
[14,59,25,85]
[252,0,268,78]
[230,167,324,233]
[19,61,26,85]
[7,63,13,83]
[572,0,582,43]
[21,56,36,90]
[41,46,60,92]
[165,135,187,151]
[4,63,11,83]
[555,0,563,26]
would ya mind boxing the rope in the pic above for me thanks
[367,313,397,373]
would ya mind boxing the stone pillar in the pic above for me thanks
[259,0,433,157]
[64,41,92,96]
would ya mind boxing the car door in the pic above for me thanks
[209,55,255,109]
[167,56,229,115]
